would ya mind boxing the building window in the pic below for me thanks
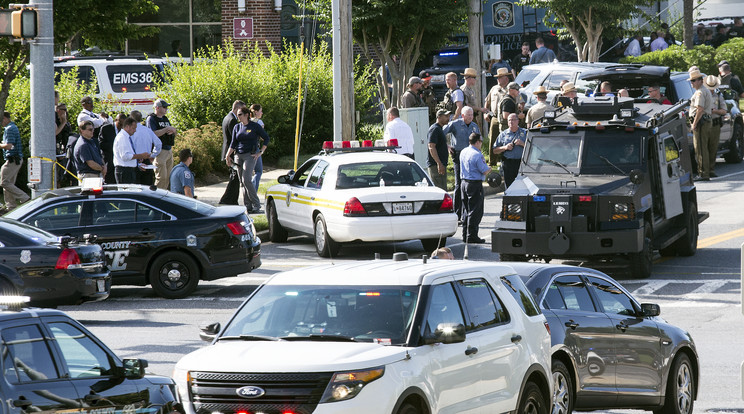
[128,0,221,59]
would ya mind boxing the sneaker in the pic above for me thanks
[466,237,487,244]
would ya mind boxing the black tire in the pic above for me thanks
[629,225,653,279]
[552,360,574,414]
[314,214,340,258]
[660,202,698,257]
[267,200,288,243]
[723,121,743,164]
[517,381,547,414]
[148,251,200,299]
[421,237,446,253]
[655,354,695,414]
[500,253,529,262]
[397,402,421,414]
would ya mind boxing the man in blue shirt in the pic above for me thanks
[0,112,29,210]
[170,148,195,198]
[443,106,480,222]
[493,113,527,188]
[460,133,491,243]
[529,37,557,64]
[74,120,107,184]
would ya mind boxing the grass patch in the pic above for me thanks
[252,213,268,232]
[257,180,278,195]
[276,153,316,170]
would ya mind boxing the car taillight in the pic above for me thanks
[544,321,551,335]
[56,248,81,269]
[440,194,454,212]
[226,221,249,235]
[343,197,367,216]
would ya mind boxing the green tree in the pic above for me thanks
[519,0,654,62]
[0,0,158,115]
[308,0,468,109]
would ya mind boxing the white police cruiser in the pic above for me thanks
[173,256,552,414]
[265,141,458,257]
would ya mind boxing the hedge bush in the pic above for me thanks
[172,122,225,179]
[622,39,744,79]
[155,40,377,165]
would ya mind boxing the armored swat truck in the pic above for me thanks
[491,96,709,278]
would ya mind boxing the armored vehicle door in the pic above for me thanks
[655,133,683,218]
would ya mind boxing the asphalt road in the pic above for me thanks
[60,157,744,413]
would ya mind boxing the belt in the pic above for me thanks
[463,179,483,183]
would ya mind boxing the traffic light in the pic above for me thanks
[0,7,37,39]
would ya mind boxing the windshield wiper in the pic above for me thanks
[219,335,282,341]
[281,334,358,342]
[594,153,627,175]
[538,158,576,176]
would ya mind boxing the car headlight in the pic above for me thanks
[611,202,635,220]
[319,367,384,403]
[504,203,523,221]
[171,367,190,406]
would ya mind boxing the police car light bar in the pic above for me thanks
[321,140,400,153]
[80,177,104,194]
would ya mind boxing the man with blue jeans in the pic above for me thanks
[460,133,491,243]
[0,112,29,210]
[443,106,480,222]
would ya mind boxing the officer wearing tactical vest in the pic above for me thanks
[688,68,714,181]
[499,82,524,132]
[438,72,464,119]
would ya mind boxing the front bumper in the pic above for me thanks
[328,214,458,243]
[492,225,644,257]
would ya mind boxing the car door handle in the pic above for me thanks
[511,334,522,343]
[13,398,32,408]
[565,320,579,329]
[84,393,103,404]
[292,193,298,197]
[464,346,478,356]
[311,196,315,200]
[616,322,628,332]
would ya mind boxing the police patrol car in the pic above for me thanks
[0,296,180,414]
[6,180,261,299]
[265,141,458,257]
[174,256,552,414]
[492,96,708,278]
[54,56,167,113]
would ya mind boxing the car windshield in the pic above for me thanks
[433,49,468,67]
[515,69,540,87]
[525,132,644,174]
[221,285,420,345]
[163,192,216,214]
[336,161,431,189]
[525,135,582,171]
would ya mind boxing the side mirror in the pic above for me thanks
[641,303,660,317]
[629,169,644,185]
[424,323,466,345]
[123,358,148,379]
[199,322,221,342]
[277,175,290,184]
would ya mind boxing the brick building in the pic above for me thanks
[124,0,305,58]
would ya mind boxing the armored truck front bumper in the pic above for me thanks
[492,220,644,256]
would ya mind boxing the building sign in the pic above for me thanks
[233,18,253,39]
[492,1,515,28]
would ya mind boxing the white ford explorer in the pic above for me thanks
[172,256,552,414]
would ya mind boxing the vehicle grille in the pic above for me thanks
[189,371,333,414]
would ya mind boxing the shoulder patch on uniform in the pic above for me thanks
[185,171,192,179]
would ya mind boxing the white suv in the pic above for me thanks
[54,56,167,113]
[173,257,552,414]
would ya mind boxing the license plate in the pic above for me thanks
[393,202,413,215]
[431,74,445,82]
[96,279,106,293]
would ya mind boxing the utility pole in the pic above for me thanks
[331,0,354,141]
[683,0,693,48]
[28,0,55,197]
[467,0,484,132]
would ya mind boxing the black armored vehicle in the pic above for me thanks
[492,96,708,278]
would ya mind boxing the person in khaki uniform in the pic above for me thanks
[460,68,488,131]
[484,68,510,148]
[705,75,727,178]
[688,68,713,181]
[526,85,555,127]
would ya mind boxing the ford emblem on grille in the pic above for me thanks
[236,386,265,398]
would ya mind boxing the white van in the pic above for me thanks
[54,56,167,114]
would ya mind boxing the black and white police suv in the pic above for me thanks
[6,182,261,299]
[0,218,110,307]
[0,297,181,414]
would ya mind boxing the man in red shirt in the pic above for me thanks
[647,84,672,104]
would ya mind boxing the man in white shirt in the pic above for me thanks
[130,110,162,185]
[624,35,641,57]
[383,107,415,159]
[113,117,151,184]
[77,96,112,138]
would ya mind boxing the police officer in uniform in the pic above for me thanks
[459,133,491,244]
[705,75,727,178]
[492,113,527,188]
[170,148,195,198]
[688,68,714,181]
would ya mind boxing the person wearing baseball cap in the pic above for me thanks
[147,98,178,189]
[426,109,452,190]
[526,85,555,127]
[460,68,488,128]
[498,82,524,132]
[706,74,726,178]
[400,76,425,108]
[418,70,437,122]
[718,62,744,103]
[688,67,714,180]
